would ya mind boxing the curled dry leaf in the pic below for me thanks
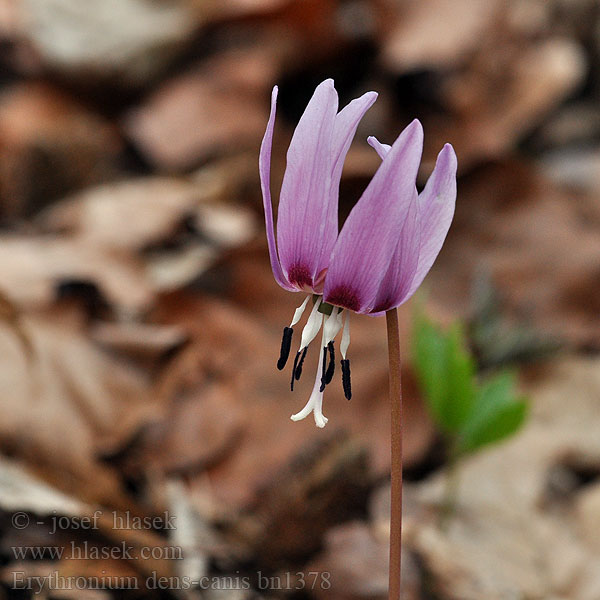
[39,177,207,252]
[307,521,421,600]
[19,0,198,85]
[381,0,503,73]
[0,310,157,508]
[38,168,256,298]
[0,82,122,219]
[122,48,278,171]
[427,160,600,348]
[438,38,586,167]
[0,235,152,314]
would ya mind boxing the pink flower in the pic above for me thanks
[260,79,457,427]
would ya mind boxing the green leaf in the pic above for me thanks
[412,313,447,423]
[412,313,476,433]
[443,324,477,431]
[457,371,528,454]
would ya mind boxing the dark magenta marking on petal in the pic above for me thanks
[325,285,361,312]
[371,299,393,314]
[287,264,313,289]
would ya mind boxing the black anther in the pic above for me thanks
[341,358,352,400]
[294,346,308,381]
[319,342,336,392]
[277,327,293,370]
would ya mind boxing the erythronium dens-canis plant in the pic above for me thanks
[260,79,457,600]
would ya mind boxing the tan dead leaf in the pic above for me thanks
[0,234,152,313]
[134,375,244,475]
[0,81,121,218]
[122,48,277,171]
[38,167,256,297]
[403,357,600,600]
[381,0,503,73]
[19,0,198,85]
[426,38,585,169]
[307,521,421,600]
[427,160,600,348]
[0,308,157,508]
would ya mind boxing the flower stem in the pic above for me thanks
[386,308,403,600]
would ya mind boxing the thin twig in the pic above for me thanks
[386,308,403,600]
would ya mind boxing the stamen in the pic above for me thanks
[290,350,301,391]
[323,306,342,344]
[324,341,335,384]
[340,313,350,359]
[277,327,293,370]
[319,342,336,392]
[290,296,310,327]
[294,346,308,381]
[319,347,327,391]
[319,308,342,392]
[299,297,324,350]
[341,359,352,400]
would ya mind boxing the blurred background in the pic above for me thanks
[0,0,599,598]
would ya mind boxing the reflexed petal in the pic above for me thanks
[259,86,295,291]
[277,80,339,290]
[332,92,378,183]
[324,120,424,313]
[307,91,378,290]
[370,189,421,312]
[404,143,457,299]
[367,135,391,160]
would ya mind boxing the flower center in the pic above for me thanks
[287,264,313,290]
[325,285,361,312]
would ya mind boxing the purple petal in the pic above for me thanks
[259,86,295,291]
[332,92,378,183]
[276,79,339,290]
[404,143,457,300]
[311,91,377,287]
[369,190,421,312]
[367,136,391,160]
[323,120,424,313]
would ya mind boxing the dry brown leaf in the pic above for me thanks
[136,376,244,475]
[381,0,503,72]
[427,160,600,348]
[401,357,600,599]
[19,0,198,85]
[122,48,277,171]
[230,433,371,568]
[0,308,157,508]
[0,235,152,314]
[431,38,586,168]
[307,521,421,600]
[0,82,122,219]
[90,321,188,368]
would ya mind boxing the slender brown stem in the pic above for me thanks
[386,308,403,600]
